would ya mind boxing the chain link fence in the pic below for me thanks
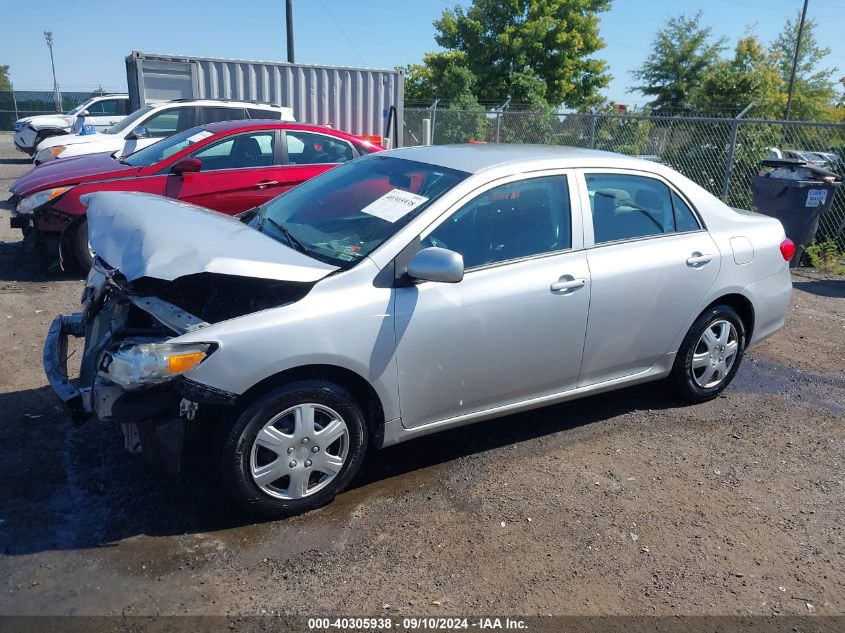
[0,90,99,131]
[404,108,845,253]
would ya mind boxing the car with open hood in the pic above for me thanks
[13,94,130,155]
[10,120,382,269]
[43,145,793,518]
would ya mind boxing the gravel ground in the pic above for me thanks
[0,132,843,618]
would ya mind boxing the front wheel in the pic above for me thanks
[68,219,93,272]
[221,380,368,518]
[671,305,745,403]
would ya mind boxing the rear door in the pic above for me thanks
[576,170,720,386]
[163,129,283,214]
[278,130,357,193]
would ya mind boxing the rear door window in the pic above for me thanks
[247,108,282,120]
[586,173,679,244]
[199,107,248,124]
[284,131,354,165]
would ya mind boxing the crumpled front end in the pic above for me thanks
[43,258,232,472]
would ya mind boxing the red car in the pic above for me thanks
[9,121,383,269]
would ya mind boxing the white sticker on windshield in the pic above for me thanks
[187,130,214,144]
[361,189,429,223]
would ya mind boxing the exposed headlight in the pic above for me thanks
[16,186,74,214]
[105,342,214,389]
[13,121,25,132]
[35,145,66,163]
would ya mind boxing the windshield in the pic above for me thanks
[104,105,153,135]
[253,156,468,267]
[122,126,215,166]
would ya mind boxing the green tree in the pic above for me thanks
[0,66,11,91]
[403,51,490,144]
[771,12,838,121]
[631,12,725,114]
[404,51,479,105]
[432,0,612,109]
[692,36,784,118]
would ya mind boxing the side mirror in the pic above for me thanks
[76,109,90,118]
[171,157,202,175]
[407,247,464,284]
[131,125,149,139]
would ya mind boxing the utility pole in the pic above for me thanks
[285,0,295,63]
[44,31,61,113]
[783,0,809,121]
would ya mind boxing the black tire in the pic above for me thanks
[221,380,368,518]
[70,219,93,272]
[671,305,746,403]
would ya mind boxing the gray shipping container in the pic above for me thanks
[125,51,403,145]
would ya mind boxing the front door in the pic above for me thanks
[165,130,284,214]
[577,170,720,386]
[86,97,126,130]
[394,173,591,429]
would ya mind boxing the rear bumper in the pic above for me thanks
[43,314,87,424]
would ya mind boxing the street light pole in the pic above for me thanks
[44,31,61,112]
[783,0,809,121]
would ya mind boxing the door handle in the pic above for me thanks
[255,180,279,189]
[550,276,587,292]
[686,252,713,266]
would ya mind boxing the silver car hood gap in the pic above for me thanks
[83,191,339,283]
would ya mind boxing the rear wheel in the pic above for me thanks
[221,380,368,517]
[671,305,745,403]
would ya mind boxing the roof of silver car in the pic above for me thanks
[384,144,641,174]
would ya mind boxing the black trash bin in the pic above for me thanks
[751,159,841,267]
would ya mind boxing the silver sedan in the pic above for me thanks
[44,145,793,517]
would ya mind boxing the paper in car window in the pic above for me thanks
[187,130,214,144]
[361,189,429,223]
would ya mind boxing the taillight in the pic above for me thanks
[780,238,795,262]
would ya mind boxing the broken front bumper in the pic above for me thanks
[43,313,87,424]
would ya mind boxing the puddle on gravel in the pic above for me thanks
[735,355,845,416]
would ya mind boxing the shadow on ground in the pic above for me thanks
[0,379,681,557]
[0,236,84,282]
[792,278,845,299]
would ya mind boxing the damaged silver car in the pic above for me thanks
[45,146,792,517]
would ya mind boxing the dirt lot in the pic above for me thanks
[0,132,843,618]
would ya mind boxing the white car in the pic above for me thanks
[13,94,130,155]
[32,99,295,165]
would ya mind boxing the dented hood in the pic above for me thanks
[83,191,339,283]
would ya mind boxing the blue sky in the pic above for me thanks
[3,0,843,107]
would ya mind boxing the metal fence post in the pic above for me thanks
[720,103,754,201]
[429,99,439,144]
[589,113,597,149]
[11,89,18,122]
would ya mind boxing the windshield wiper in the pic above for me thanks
[264,216,308,254]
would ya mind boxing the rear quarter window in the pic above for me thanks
[247,108,282,120]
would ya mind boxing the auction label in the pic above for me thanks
[361,189,429,223]
[308,617,528,631]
